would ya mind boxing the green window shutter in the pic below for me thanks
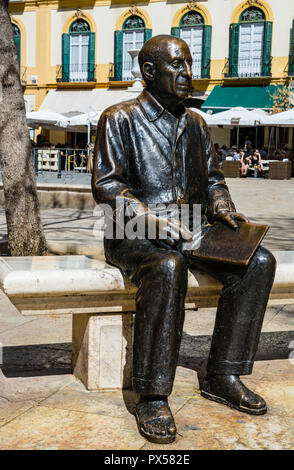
[13,33,21,69]
[114,30,123,80]
[62,33,70,82]
[228,23,239,77]
[88,32,95,81]
[201,25,212,78]
[171,27,181,37]
[263,21,273,76]
[289,20,294,75]
[144,29,152,42]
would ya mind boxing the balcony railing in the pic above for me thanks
[56,64,96,83]
[112,59,203,81]
[223,56,272,78]
[192,59,202,79]
[122,60,135,81]
[237,55,263,77]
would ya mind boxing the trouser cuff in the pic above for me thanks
[132,377,173,396]
[206,360,253,376]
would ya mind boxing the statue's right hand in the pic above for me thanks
[146,214,193,247]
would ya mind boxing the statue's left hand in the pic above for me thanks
[214,211,249,230]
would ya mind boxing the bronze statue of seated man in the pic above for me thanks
[92,35,276,444]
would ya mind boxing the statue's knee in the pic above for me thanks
[157,252,187,279]
[255,246,276,273]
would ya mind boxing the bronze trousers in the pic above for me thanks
[104,238,276,396]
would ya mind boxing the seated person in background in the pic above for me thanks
[220,145,228,160]
[240,149,249,177]
[244,144,253,159]
[245,150,253,164]
[226,147,235,158]
[232,149,241,161]
[274,146,286,161]
[283,147,290,160]
[259,146,268,160]
[246,149,264,177]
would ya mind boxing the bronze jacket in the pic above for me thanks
[92,89,235,223]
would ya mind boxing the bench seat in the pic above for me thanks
[0,251,293,391]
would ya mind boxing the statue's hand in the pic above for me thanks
[159,219,193,247]
[167,219,193,242]
[214,211,249,230]
[145,213,193,247]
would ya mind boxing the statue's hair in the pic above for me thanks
[138,35,186,86]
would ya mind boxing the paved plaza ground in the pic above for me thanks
[0,178,293,450]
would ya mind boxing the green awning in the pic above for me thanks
[202,85,282,114]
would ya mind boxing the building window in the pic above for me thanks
[114,15,152,81]
[171,11,212,79]
[69,19,90,82]
[180,12,204,79]
[122,16,145,81]
[62,19,95,82]
[228,7,272,78]
[238,7,265,77]
[12,24,21,68]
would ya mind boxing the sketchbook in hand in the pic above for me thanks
[191,221,269,266]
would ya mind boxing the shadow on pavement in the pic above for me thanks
[2,330,294,379]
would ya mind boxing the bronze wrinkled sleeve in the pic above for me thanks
[92,109,148,219]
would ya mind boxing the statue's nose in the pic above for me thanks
[182,62,192,79]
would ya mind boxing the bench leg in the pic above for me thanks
[72,313,133,391]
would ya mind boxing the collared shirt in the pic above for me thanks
[149,103,188,204]
[92,89,235,221]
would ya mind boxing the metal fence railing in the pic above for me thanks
[33,148,93,177]
[192,59,202,79]
[56,65,97,83]
[238,55,263,77]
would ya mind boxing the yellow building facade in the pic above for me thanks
[9,0,294,146]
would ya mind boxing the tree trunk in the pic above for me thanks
[0,0,47,255]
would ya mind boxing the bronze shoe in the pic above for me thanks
[201,374,267,415]
[135,399,177,444]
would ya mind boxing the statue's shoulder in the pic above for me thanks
[186,107,203,121]
[101,98,140,121]
[186,108,207,127]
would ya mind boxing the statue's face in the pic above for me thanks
[152,39,192,101]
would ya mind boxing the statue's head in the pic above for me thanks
[139,35,192,103]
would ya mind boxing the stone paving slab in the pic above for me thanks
[0,295,293,449]
[0,359,293,450]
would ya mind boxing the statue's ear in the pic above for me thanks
[142,62,155,82]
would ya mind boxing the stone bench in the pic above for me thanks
[0,252,293,391]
